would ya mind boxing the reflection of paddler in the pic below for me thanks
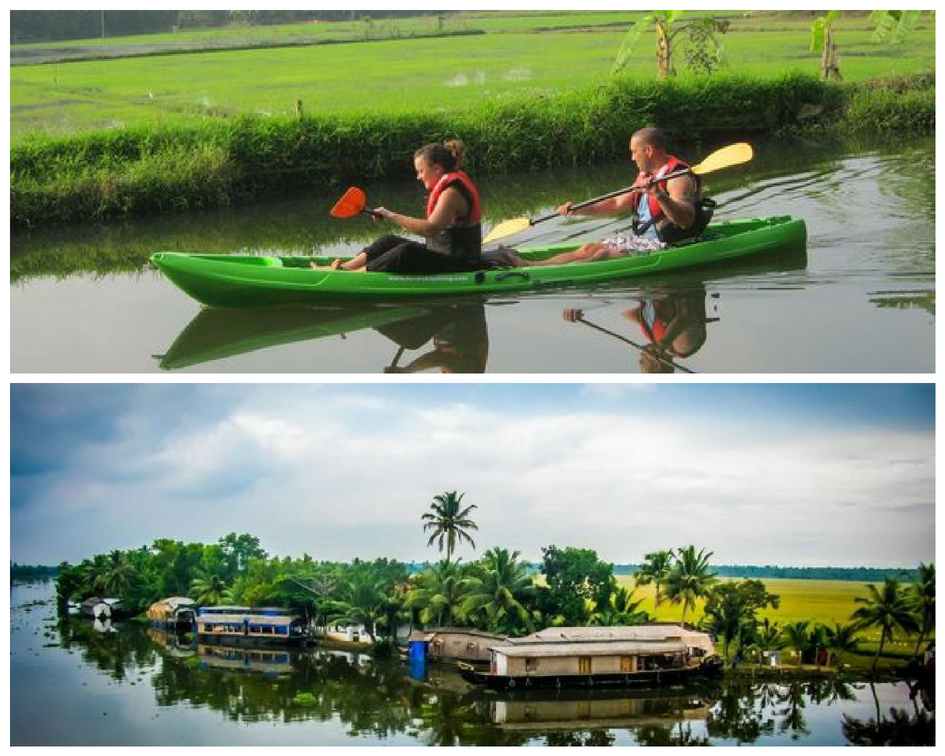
[624,290,708,373]
[563,287,712,374]
[376,303,488,373]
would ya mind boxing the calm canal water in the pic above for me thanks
[11,582,934,746]
[10,137,934,373]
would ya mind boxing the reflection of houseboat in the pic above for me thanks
[147,627,197,658]
[459,625,723,690]
[489,687,713,730]
[197,644,297,676]
[147,597,197,631]
[196,606,309,647]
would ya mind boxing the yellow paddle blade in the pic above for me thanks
[482,216,532,244]
[330,186,367,218]
[692,142,753,175]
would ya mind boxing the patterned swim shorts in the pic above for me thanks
[599,234,665,256]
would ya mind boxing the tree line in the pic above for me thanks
[54,491,934,673]
[10,11,436,44]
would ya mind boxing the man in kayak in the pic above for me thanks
[316,140,483,273]
[502,127,709,266]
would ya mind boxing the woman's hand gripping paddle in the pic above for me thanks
[482,142,754,244]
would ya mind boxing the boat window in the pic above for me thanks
[620,656,633,672]
[578,656,592,674]
[525,657,538,672]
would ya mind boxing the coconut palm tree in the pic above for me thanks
[328,568,388,642]
[634,550,675,608]
[782,620,811,666]
[99,549,136,598]
[460,547,535,635]
[909,562,934,660]
[407,560,468,627]
[824,621,860,669]
[190,569,229,606]
[589,585,649,627]
[421,491,478,564]
[851,578,920,674]
[749,618,785,665]
[664,545,717,627]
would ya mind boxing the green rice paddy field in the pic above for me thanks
[619,577,924,656]
[10,11,935,138]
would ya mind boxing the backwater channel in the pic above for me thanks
[10,137,934,374]
[11,582,934,746]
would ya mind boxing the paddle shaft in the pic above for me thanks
[529,168,694,227]
[576,314,695,374]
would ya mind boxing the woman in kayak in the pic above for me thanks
[317,140,482,273]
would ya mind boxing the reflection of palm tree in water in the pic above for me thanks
[564,286,712,373]
[377,303,489,374]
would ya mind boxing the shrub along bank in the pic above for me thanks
[11,72,933,228]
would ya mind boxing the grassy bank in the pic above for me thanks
[11,73,934,228]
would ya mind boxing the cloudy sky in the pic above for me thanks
[10,383,934,568]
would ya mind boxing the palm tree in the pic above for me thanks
[851,578,920,674]
[824,621,860,669]
[190,569,229,606]
[909,563,934,660]
[634,550,674,609]
[664,545,717,627]
[407,560,468,627]
[460,547,535,635]
[782,620,810,666]
[749,618,784,665]
[810,623,829,669]
[99,550,136,598]
[421,491,478,564]
[589,585,649,627]
[329,569,388,642]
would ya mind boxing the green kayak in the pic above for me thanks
[151,215,806,308]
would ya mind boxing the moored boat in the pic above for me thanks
[458,624,723,690]
[196,606,309,648]
[150,216,806,308]
[147,596,197,632]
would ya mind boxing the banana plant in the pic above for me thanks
[810,10,843,81]
[611,11,727,79]
[870,10,930,45]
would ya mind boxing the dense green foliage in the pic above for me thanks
[53,529,934,673]
[12,72,933,229]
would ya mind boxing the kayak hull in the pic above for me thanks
[151,216,806,308]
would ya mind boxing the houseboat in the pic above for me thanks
[147,596,197,632]
[80,596,123,621]
[196,606,309,648]
[407,627,508,667]
[458,625,723,690]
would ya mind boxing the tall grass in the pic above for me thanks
[11,73,934,228]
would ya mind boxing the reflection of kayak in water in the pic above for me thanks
[157,304,426,370]
[374,303,489,374]
[151,216,806,307]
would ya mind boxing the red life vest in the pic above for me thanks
[632,155,691,222]
[426,171,482,223]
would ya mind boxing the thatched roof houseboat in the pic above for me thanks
[147,597,196,631]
